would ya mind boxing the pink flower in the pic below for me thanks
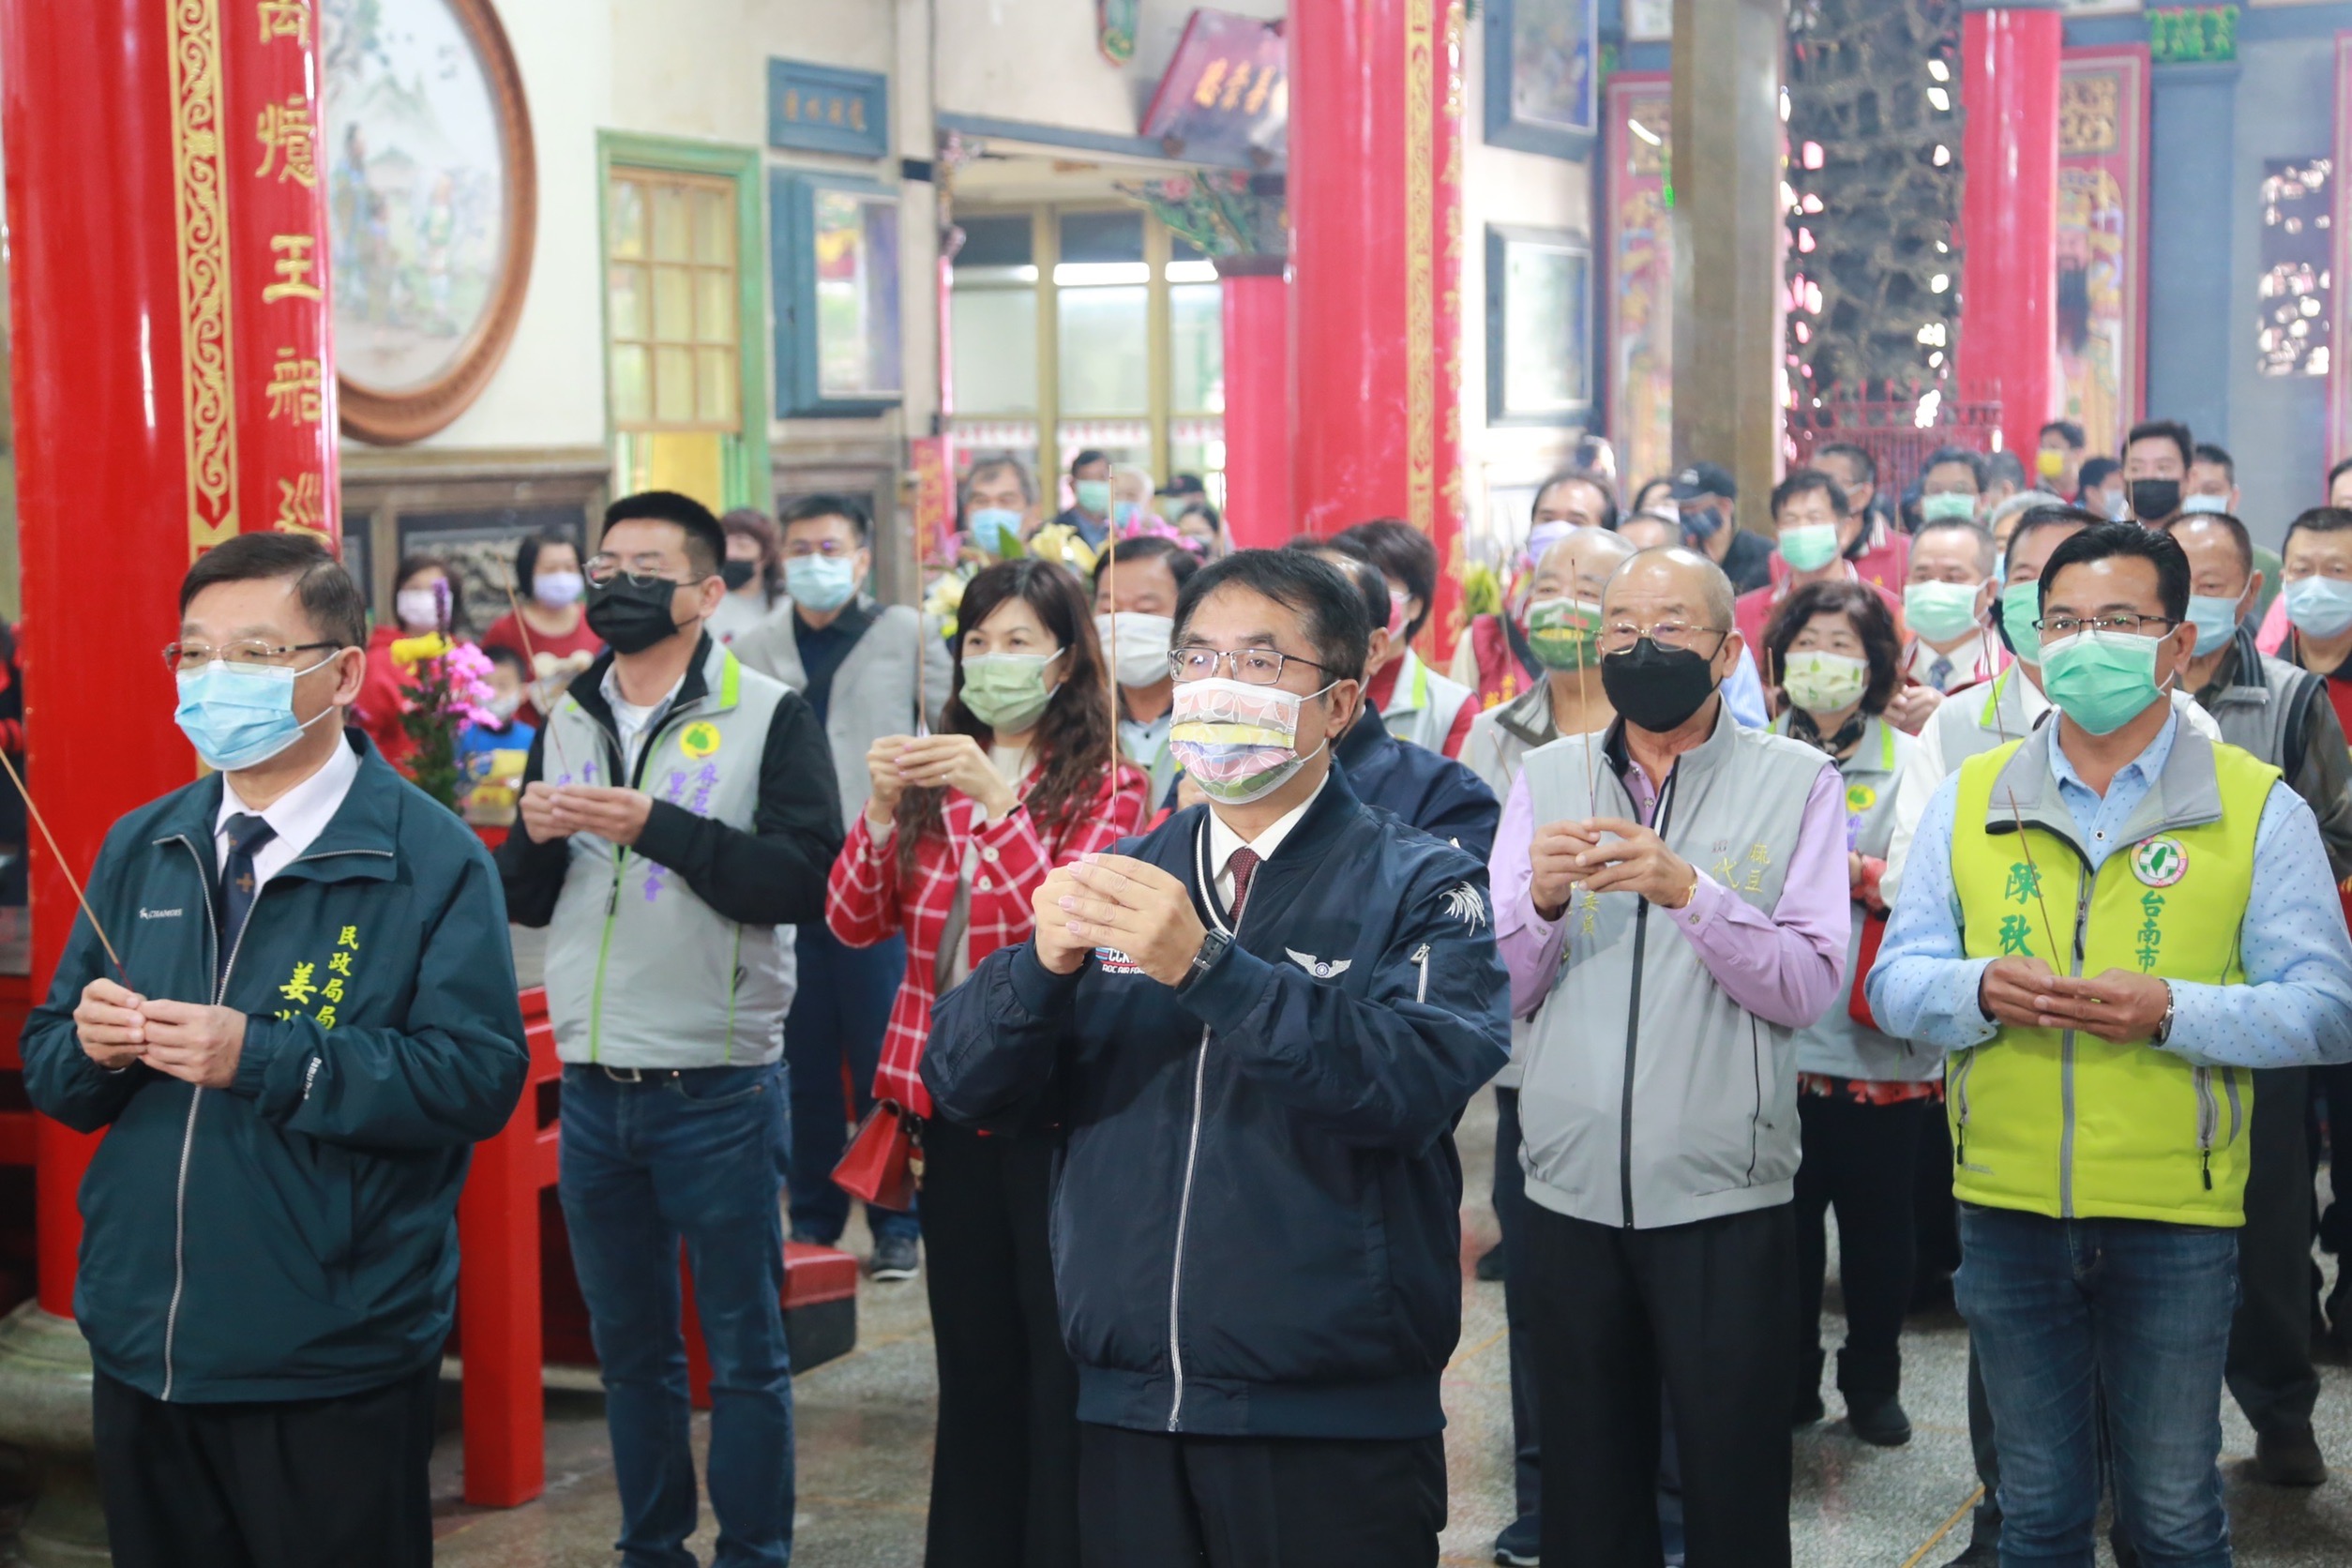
[1161,174,1194,201]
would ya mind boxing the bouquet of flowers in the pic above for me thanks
[391,631,501,812]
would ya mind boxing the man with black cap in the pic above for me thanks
[1672,461,1775,594]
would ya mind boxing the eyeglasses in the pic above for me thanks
[782,540,858,559]
[584,553,696,589]
[1169,646,1329,686]
[163,640,341,673]
[2033,613,2176,639]
[1595,621,1730,655]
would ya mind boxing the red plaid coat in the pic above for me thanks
[827,764,1150,1117]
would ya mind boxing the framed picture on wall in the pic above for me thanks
[1483,0,1598,160]
[323,0,538,445]
[772,173,905,417]
[1486,225,1591,426]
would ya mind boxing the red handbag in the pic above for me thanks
[1848,909,1890,1031]
[832,1100,923,1213]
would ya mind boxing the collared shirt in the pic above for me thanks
[1120,710,1172,771]
[1905,628,2004,692]
[215,731,361,891]
[1206,772,1329,909]
[1489,746,1850,1026]
[1870,711,2352,1070]
[600,666,686,776]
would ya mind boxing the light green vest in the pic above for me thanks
[1947,727,2273,1226]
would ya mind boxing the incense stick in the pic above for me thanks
[0,747,125,978]
[1104,527,1120,777]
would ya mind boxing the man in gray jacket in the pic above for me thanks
[731,492,948,1280]
[1490,547,1848,1566]
[498,490,842,1568]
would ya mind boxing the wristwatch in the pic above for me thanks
[1181,929,1232,991]
[2153,981,2176,1046]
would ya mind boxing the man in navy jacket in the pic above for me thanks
[927,550,1510,1568]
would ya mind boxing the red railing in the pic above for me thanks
[1787,381,2007,504]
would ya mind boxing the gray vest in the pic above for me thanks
[541,642,794,1068]
[2204,629,2319,782]
[1771,715,1942,1083]
[1517,704,1832,1229]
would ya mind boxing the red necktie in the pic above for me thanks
[1227,846,1260,921]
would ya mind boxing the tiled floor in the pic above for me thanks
[421,1089,2352,1563]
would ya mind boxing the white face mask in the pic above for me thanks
[395,587,442,632]
[1093,611,1175,689]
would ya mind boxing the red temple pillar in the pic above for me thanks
[0,0,340,1316]
[1289,0,1466,652]
[1215,257,1291,550]
[1956,2,2063,460]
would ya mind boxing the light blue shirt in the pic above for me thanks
[1867,713,2352,1070]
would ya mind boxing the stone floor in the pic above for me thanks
[32,1085,2352,1567]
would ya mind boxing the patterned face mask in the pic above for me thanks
[1524,597,1603,671]
[1169,677,1334,805]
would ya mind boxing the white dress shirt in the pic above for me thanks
[215,731,361,890]
[1205,772,1329,910]
[1905,628,2003,692]
[600,666,686,776]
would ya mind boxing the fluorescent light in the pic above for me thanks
[1053,262,1151,286]
[1630,118,1662,147]
[1165,260,1217,284]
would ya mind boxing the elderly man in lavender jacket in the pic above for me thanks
[1490,547,1850,1568]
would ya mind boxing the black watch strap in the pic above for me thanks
[1182,928,1232,990]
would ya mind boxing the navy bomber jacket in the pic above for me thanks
[925,769,1509,1440]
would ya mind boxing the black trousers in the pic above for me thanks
[1491,1086,1542,1520]
[2226,1065,2318,1435]
[1526,1199,1795,1568]
[1076,1422,1445,1568]
[91,1362,437,1568]
[1913,1106,1963,1297]
[920,1116,1079,1568]
[1792,1092,1930,1402]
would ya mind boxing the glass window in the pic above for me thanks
[1060,209,1144,264]
[1169,282,1224,414]
[956,214,1034,269]
[608,167,741,430]
[951,289,1039,414]
[813,190,905,399]
[1058,284,1150,415]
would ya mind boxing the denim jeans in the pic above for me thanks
[1955,1204,2238,1568]
[560,1063,794,1568]
[782,925,918,1243]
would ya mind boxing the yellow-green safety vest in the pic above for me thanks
[1946,733,2274,1227]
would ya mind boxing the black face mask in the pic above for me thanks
[586,577,688,655]
[2130,478,2181,522]
[1600,637,1721,733]
[720,560,758,592]
[1680,505,1725,542]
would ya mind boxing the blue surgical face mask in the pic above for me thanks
[1112,500,1141,532]
[2183,593,2244,655]
[2179,493,2232,517]
[970,507,1024,557]
[2286,575,2352,641]
[785,553,860,612]
[1998,581,2046,667]
[174,654,340,772]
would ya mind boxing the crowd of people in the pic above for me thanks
[23,416,2352,1568]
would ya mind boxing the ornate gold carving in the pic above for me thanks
[2060,73,2119,158]
[169,0,240,555]
[1405,0,1437,535]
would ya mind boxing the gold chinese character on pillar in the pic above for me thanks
[263,234,323,302]
[257,0,310,47]
[265,347,323,424]
[275,473,326,535]
[255,97,318,188]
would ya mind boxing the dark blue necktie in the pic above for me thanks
[218,813,277,980]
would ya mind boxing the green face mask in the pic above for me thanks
[1777,522,1841,573]
[1525,596,1603,671]
[2040,628,2168,735]
[1999,582,2045,667]
[1922,491,1979,522]
[959,650,1063,732]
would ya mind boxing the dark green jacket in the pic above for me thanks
[19,731,528,1403]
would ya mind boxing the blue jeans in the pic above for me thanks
[1955,1204,2238,1568]
[783,926,918,1244]
[560,1063,794,1568]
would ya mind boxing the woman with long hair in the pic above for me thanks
[1761,579,1938,1448]
[827,557,1149,1568]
